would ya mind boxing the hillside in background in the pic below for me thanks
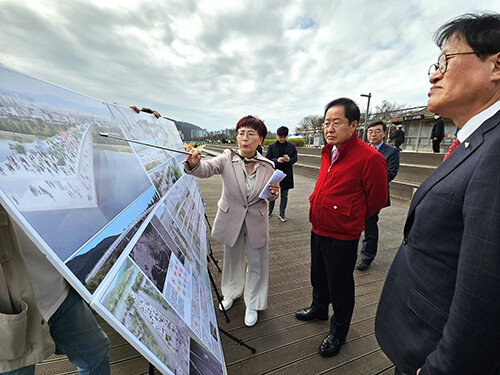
[165,116,204,140]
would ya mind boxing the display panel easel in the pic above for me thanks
[0,65,225,375]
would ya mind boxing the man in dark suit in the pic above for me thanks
[430,116,445,152]
[266,126,298,222]
[375,13,500,375]
[357,121,399,271]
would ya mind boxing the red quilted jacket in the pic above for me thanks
[309,134,387,240]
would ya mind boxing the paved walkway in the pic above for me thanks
[35,172,410,375]
[202,172,409,375]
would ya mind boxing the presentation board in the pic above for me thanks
[0,66,224,375]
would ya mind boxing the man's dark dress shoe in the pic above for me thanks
[295,307,328,321]
[319,333,345,357]
[356,259,371,271]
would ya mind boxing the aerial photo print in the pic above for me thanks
[0,65,224,375]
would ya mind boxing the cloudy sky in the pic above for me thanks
[1,0,499,132]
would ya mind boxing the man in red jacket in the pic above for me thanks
[295,97,387,357]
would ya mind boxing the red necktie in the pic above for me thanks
[443,138,461,161]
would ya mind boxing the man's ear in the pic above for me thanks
[490,52,500,82]
[350,120,358,130]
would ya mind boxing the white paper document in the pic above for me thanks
[259,169,287,199]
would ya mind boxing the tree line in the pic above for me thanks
[293,100,419,136]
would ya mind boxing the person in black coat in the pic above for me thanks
[357,121,400,271]
[389,125,405,150]
[265,126,298,221]
[430,116,445,152]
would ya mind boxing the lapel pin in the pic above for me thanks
[464,142,470,148]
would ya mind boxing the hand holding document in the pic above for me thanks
[259,170,287,199]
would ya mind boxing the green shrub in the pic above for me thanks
[291,138,305,147]
[263,138,305,147]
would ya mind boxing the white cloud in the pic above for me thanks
[1,0,499,132]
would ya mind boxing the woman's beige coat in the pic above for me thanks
[0,205,55,372]
[187,149,276,249]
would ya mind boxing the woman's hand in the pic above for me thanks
[184,143,202,169]
[269,183,280,196]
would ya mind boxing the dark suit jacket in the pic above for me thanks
[377,142,399,206]
[390,129,405,143]
[431,117,445,141]
[265,141,297,190]
[375,109,500,374]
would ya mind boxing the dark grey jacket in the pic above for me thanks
[375,110,500,374]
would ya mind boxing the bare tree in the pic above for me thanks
[295,115,323,135]
[359,111,371,127]
[294,100,411,141]
[371,100,408,122]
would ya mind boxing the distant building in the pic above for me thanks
[190,129,208,139]
[387,108,457,152]
[172,119,207,141]
[208,128,232,137]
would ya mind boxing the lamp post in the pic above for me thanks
[360,93,372,142]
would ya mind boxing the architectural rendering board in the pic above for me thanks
[0,66,223,375]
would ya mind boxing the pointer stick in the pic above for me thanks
[99,133,205,158]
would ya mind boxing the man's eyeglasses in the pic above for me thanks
[428,52,475,77]
[367,129,383,135]
[323,121,349,129]
[237,131,258,138]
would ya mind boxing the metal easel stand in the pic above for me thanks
[207,255,256,353]
[205,211,256,353]
[207,255,230,323]
[219,327,256,354]
[205,211,221,272]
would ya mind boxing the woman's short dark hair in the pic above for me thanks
[236,115,267,139]
[324,98,360,124]
[433,12,500,60]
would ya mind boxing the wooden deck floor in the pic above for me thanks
[35,172,409,375]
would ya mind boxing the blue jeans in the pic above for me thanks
[49,288,110,375]
[2,288,110,375]
[268,188,289,217]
